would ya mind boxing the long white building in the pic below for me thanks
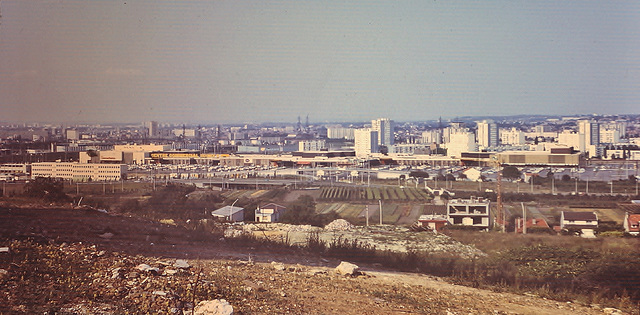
[31,162,127,181]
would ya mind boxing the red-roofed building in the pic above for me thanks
[624,212,640,235]
[515,217,550,234]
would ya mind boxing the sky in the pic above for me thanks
[0,1,639,124]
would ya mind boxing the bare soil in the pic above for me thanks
[0,205,620,314]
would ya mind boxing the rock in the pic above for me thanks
[0,247,10,253]
[174,259,190,269]
[126,272,139,279]
[111,267,122,279]
[192,299,234,315]
[603,308,623,315]
[152,290,167,297]
[136,263,159,274]
[335,261,359,276]
[271,261,286,271]
[242,280,263,292]
[0,269,8,279]
[163,269,179,276]
[99,232,114,239]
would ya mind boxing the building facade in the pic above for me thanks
[31,162,127,181]
[354,128,379,157]
[371,118,394,146]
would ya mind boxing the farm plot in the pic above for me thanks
[318,187,432,202]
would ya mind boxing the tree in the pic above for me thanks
[409,171,429,179]
[24,177,70,203]
[502,166,522,180]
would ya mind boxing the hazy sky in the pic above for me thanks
[1,1,639,124]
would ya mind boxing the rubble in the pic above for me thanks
[324,219,354,231]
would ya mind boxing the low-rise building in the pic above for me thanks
[623,212,640,235]
[560,211,598,238]
[417,214,448,232]
[31,162,127,181]
[446,197,491,230]
[255,203,287,223]
[515,217,550,234]
[211,206,245,222]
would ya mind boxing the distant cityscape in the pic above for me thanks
[0,114,638,182]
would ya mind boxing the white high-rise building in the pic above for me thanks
[371,118,394,146]
[500,127,525,145]
[600,128,620,144]
[557,131,583,152]
[327,127,355,140]
[578,120,600,157]
[298,140,326,152]
[354,128,379,157]
[476,120,498,148]
[445,132,477,158]
[422,130,442,144]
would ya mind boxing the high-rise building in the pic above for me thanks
[371,118,394,146]
[476,120,498,148]
[354,128,379,157]
[145,121,158,138]
[500,127,525,145]
[578,120,600,157]
[578,120,599,146]
[445,131,477,158]
[327,127,355,140]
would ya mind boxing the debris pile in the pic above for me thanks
[324,219,354,231]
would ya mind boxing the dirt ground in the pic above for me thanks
[0,206,623,314]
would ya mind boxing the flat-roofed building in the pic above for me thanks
[447,197,491,231]
[31,162,127,181]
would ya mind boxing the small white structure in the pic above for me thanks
[255,203,287,223]
[211,206,245,222]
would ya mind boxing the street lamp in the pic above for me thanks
[229,198,239,222]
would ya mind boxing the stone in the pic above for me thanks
[271,261,286,271]
[136,263,159,274]
[192,299,234,315]
[0,269,8,279]
[163,269,179,276]
[0,247,10,253]
[335,261,359,276]
[152,290,167,297]
[174,259,190,269]
[99,232,114,239]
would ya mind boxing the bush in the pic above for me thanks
[23,177,70,203]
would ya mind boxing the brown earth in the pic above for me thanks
[0,206,623,314]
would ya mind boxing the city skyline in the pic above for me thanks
[1,1,639,124]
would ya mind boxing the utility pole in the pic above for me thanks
[366,204,369,227]
[521,202,527,234]
[497,162,503,232]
